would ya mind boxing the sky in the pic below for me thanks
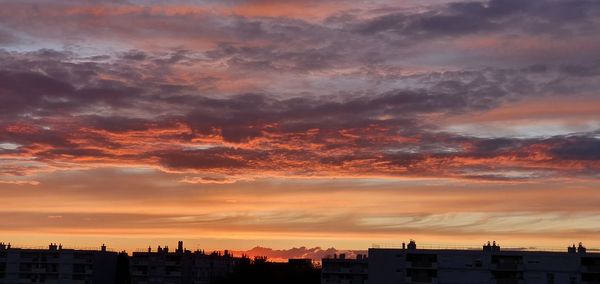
[0,0,600,257]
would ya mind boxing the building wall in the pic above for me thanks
[190,254,235,284]
[323,246,600,284]
[321,255,368,284]
[365,249,404,284]
[130,252,186,284]
[130,250,236,284]
[0,246,118,284]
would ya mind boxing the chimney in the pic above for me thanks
[101,244,106,252]
[407,240,417,250]
[177,241,184,254]
[578,242,587,254]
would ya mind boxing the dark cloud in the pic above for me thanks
[0,123,74,148]
[82,116,152,133]
[470,138,523,156]
[550,137,600,161]
[0,69,145,119]
[0,71,76,115]
[121,50,148,61]
[560,60,600,77]
[155,148,255,170]
[355,0,600,37]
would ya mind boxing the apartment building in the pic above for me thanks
[323,241,600,284]
[130,241,236,284]
[0,242,119,284]
[321,253,368,284]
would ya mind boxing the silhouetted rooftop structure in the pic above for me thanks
[322,240,600,284]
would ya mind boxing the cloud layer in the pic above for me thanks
[0,49,598,183]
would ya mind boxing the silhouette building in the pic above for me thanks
[0,242,119,284]
[321,253,368,284]
[322,241,600,284]
[130,241,237,284]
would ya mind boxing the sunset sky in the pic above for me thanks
[1,0,599,257]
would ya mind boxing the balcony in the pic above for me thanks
[405,276,438,284]
[322,267,368,274]
[407,262,438,269]
[494,280,524,284]
[492,263,523,271]
[582,265,600,273]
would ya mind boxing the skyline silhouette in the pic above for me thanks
[3,239,600,283]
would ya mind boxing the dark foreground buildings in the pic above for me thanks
[215,257,320,284]
[0,241,237,284]
[130,241,236,284]
[321,240,600,284]
[5,239,599,284]
[322,253,368,284]
[0,240,320,284]
[0,242,120,284]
